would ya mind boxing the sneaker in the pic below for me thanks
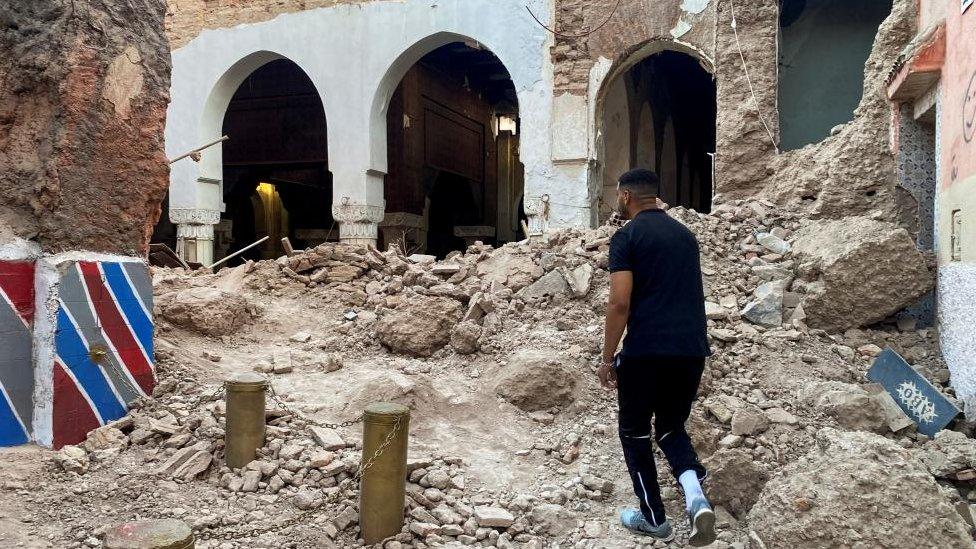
[619,508,675,541]
[687,497,717,547]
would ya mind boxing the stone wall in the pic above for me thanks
[166,0,379,48]
[0,0,170,256]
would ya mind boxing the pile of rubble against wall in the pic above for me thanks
[17,203,973,549]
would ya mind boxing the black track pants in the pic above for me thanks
[615,354,707,526]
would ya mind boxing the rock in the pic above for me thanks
[474,506,514,528]
[764,408,798,425]
[517,270,569,300]
[83,426,128,452]
[582,474,614,493]
[751,263,792,282]
[709,328,739,343]
[494,349,579,412]
[731,407,770,436]
[450,321,482,355]
[756,233,791,255]
[157,287,250,336]
[156,444,212,480]
[53,445,89,474]
[741,281,784,327]
[748,429,972,549]
[476,252,543,291]
[705,395,747,424]
[376,295,463,357]
[704,449,769,517]
[561,263,593,298]
[705,301,727,320]
[857,343,883,357]
[791,217,934,331]
[424,470,451,490]
[800,382,888,434]
[241,470,261,492]
[407,254,436,265]
[309,451,335,468]
[529,504,577,536]
[917,430,976,478]
[293,487,323,510]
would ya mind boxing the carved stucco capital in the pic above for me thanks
[331,203,386,224]
[169,208,221,225]
[331,202,386,245]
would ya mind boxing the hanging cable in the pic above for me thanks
[728,0,780,153]
[525,0,621,40]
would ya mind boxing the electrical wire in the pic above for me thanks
[525,0,621,40]
[728,0,780,153]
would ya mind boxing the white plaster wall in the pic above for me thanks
[166,0,577,227]
[938,264,976,415]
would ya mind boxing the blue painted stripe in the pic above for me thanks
[0,390,29,446]
[100,263,154,360]
[55,308,126,423]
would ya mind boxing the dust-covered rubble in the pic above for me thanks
[10,199,974,549]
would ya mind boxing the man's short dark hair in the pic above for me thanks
[618,168,660,199]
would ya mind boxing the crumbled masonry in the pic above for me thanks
[1,202,972,549]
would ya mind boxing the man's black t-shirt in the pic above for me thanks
[609,209,711,358]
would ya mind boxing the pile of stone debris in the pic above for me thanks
[33,198,976,549]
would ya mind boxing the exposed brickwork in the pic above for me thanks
[166,0,378,48]
[0,0,171,255]
[552,0,715,94]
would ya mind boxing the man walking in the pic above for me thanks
[598,168,716,545]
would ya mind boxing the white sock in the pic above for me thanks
[678,469,704,510]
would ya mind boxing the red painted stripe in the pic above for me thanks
[52,361,101,449]
[77,262,154,395]
[0,261,34,325]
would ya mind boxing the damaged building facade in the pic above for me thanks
[159,0,976,411]
[162,0,920,261]
[1,0,973,449]
[886,0,976,411]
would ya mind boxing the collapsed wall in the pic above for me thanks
[0,0,170,447]
[557,0,919,226]
[0,0,170,255]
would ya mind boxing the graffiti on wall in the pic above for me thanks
[53,261,154,448]
[0,261,35,446]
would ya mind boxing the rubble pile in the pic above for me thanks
[6,200,973,549]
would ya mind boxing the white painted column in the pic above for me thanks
[170,208,220,265]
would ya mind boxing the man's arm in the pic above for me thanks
[599,270,633,388]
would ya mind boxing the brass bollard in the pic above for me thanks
[359,402,410,544]
[103,519,194,548]
[224,373,267,469]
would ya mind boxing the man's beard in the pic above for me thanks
[614,198,630,220]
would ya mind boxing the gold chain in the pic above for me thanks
[265,380,364,430]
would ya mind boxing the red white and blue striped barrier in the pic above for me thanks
[0,261,36,446]
[0,256,154,449]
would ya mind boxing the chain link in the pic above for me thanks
[265,380,364,430]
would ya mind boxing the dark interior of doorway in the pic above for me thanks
[384,41,525,258]
[220,59,332,265]
[627,50,716,213]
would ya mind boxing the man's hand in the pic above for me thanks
[597,360,617,390]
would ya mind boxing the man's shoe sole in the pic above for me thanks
[688,507,716,547]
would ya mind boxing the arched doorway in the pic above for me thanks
[219,59,331,264]
[380,41,524,257]
[596,47,716,219]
